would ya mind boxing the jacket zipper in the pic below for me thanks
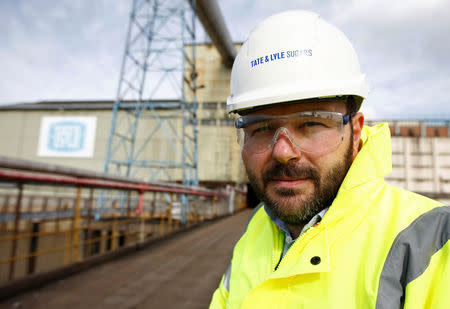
[272,230,284,271]
[274,224,319,271]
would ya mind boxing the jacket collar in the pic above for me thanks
[340,123,392,192]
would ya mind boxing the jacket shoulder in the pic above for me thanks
[382,184,443,215]
[238,203,275,243]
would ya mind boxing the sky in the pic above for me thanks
[1,0,449,120]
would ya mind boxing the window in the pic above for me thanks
[203,102,217,110]
[220,119,234,126]
[201,119,217,126]
[434,128,440,137]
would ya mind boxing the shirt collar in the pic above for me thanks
[264,204,329,239]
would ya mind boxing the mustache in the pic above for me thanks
[262,162,320,185]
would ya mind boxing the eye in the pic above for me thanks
[303,121,328,128]
[297,119,332,133]
[248,122,273,136]
[304,121,324,127]
[254,123,270,133]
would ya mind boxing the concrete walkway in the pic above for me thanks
[0,210,252,309]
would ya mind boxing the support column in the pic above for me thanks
[139,216,145,243]
[100,230,107,254]
[8,183,23,281]
[111,215,118,250]
[168,197,173,233]
[420,121,426,137]
[394,121,400,136]
[432,138,440,193]
[403,138,411,190]
[64,230,71,265]
[86,188,94,257]
[27,222,40,275]
[72,186,82,262]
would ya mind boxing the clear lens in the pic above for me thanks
[235,111,346,155]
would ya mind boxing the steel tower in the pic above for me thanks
[104,0,198,187]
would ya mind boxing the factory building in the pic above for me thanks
[0,43,449,204]
[0,44,245,189]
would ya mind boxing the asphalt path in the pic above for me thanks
[0,209,252,309]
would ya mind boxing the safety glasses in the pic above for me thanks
[234,111,353,155]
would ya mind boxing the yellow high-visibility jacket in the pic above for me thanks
[210,123,449,309]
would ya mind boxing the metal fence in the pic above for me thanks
[0,157,246,285]
[364,120,450,137]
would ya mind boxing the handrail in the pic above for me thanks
[0,156,247,285]
[0,170,227,198]
[0,155,223,196]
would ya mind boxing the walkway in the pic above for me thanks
[0,210,252,309]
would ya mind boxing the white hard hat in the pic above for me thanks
[227,10,369,113]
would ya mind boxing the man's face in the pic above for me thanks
[242,100,363,226]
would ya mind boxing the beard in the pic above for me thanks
[246,137,354,226]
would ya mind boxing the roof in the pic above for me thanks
[0,99,183,110]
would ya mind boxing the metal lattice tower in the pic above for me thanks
[104,0,198,187]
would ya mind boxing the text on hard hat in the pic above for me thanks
[250,49,313,68]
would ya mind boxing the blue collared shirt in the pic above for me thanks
[264,205,329,258]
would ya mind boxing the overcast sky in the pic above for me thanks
[1,0,449,120]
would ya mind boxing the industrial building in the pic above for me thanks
[0,44,246,188]
[1,46,449,201]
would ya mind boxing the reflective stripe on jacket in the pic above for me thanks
[210,123,449,309]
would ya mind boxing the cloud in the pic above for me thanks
[0,0,129,104]
[0,0,449,119]
[218,0,450,119]
[330,0,450,119]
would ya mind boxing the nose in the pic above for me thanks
[271,127,301,164]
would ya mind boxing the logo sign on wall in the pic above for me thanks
[38,116,97,157]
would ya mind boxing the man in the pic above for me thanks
[210,10,449,309]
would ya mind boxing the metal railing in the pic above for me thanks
[365,119,450,137]
[0,156,246,284]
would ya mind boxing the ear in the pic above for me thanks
[351,112,364,160]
